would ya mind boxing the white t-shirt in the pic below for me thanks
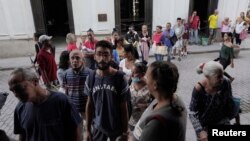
[235,22,245,34]
[119,59,140,80]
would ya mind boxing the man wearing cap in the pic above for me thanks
[37,35,58,88]
[82,28,98,70]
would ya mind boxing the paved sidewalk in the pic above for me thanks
[1,37,250,141]
[1,36,250,71]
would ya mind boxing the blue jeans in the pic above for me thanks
[167,47,173,62]
[189,28,199,44]
[155,54,164,61]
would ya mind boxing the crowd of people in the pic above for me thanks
[0,9,248,141]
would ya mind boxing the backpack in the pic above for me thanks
[88,70,132,118]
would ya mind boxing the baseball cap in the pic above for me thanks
[39,35,52,43]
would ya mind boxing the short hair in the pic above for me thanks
[142,24,148,28]
[149,61,179,97]
[177,17,182,21]
[166,22,171,27]
[59,51,70,69]
[95,40,113,54]
[124,44,139,59]
[226,32,233,38]
[10,68,39,82]
[112,28,118,35]
[117,36,124,43]
[66,33,76,44]
[149,61,183,113]
[134,62,147,74]
[201,61,223,77]
[34,32,43,39]
[69,49,83,58]
[156,25,162,30]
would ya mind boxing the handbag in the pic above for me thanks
[170,35,177,45]
[151,42,157,54]
[240,30,247,40]
[231,96,241,118]
[156,45,167,55]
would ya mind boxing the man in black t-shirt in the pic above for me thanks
[85,40,130,141]
[125,25,139,47]
[8,68,82,141]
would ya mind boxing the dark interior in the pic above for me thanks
[43,0,69,36]
[192,0,209,30]
[191,0,219,36]
[120,0,145,33]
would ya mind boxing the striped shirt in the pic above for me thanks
[63,67,92,113]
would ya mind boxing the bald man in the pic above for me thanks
[63,50,93,117]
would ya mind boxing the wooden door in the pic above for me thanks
[30,0,47,34]
[66,0,75,33]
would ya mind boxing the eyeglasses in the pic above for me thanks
[96,52,111,58]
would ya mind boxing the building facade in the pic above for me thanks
[0,0,249,40]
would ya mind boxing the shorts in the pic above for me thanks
[174,39,183,50]
[183,39,188,46]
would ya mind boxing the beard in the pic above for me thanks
[17,92,29,103]
[96,61,110,70]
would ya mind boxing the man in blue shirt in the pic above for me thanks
[161,22,175,62]
[85,40,130,141]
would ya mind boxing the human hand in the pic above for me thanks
[199,131,208,141]
[86,131,91,141]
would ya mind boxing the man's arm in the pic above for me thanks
[75,124,82,141]
[198,17,201,29]
[85,96,93,141]
[120,101,129,138]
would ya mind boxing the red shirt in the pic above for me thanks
[152,32,162,44]
[189,16,200,29]
[66,43,78,52]
[83,39,98,50]
[37,48,57,83]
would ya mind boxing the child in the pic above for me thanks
[182,19,189,56]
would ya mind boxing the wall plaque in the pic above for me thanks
[98,14,107,22]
